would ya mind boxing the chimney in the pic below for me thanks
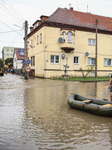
[70,7,73,10]
[40,15,49,22]
[30,27,33,32]
[37,20,41,26]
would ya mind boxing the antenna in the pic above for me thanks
[87,4,88,12]
[69,4,71,8]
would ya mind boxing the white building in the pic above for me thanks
[13,48,24,72]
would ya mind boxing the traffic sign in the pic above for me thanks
[26,59,31,65]
[22,60,25,65]
[25,66,31,72]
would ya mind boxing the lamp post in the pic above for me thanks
[66,57,68,77]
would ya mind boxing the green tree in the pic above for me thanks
[5,58,13,65]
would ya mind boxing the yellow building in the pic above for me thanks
[27,7,112,78]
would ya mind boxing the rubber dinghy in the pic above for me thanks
[67,93,112,117]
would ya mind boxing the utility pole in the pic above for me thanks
[24,20,29,80]
[95,19,98,79]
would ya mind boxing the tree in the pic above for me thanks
[5,58,13,65]
[80,66,95,78]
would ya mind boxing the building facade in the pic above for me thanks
[2,46,15,62]
[27,7,112,78]
[13,48,24,74]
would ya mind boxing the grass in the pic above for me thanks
[52,76,110,82]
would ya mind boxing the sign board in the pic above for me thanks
[22,60,25,65]
[26,59,31,65]
[25,66,31,72]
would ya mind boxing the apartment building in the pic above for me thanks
[27,7,112,78]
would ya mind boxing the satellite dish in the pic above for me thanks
[61,54,66,59]
[85,52,89,57]
[58,38,65,43]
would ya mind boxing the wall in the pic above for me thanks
[28,26,112,78]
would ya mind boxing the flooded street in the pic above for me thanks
[0,74,112,150]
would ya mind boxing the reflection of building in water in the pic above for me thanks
[22,79,112,149]
[79,82,109,100]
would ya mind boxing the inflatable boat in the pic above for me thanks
[67,93,112,117]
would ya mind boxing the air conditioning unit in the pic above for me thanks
[58,37,65,43]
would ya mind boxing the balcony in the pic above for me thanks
[58,37,74,53]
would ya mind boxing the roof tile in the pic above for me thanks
[47,8,112,31]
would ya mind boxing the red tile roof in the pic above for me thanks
[47,8,112,31]
[15,48,24,60]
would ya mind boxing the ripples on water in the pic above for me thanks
[0,74,112,150]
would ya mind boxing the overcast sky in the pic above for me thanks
[0,0,112,58]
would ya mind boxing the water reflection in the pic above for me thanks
[0,74,112,150]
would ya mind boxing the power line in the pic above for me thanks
[0,1,23,25]
[2,0,25,21]
[0,29,23,33]
[0,20,23,36]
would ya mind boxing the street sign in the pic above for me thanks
[22,60,25,65]
[26,59,31,65]
[25,66,31,72]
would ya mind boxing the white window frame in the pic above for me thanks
[88,39,96,45]
[68,32,72,43]
[50,55,60,64]
[74,56,79,64]
[104,58,112,66]
[63,32,66,41]
[88,57,95,65]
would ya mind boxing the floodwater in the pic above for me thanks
[0,74,112,150]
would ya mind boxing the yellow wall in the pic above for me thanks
[28,26,112,78]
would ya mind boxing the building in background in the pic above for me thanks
[13,48,24,74]
[27,7,112,78]
[2,46,15,62]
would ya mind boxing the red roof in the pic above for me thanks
[15,48,24,60]
[47,8,112,31]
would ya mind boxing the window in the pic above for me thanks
[40,33,42,43]
[7,49,9,52]
[88,39,96,45]
[11,50,13,52]
[27,42,29,49]
[31,40,33,47]
[31,57,32,66]
[88,57,95,65]
[68,32,72,43]
[51,55,59,64]
[31,56,35,66]
[74,56,79,64]
[104,58,112,66]
[63,32,66,41]
[33,56,35,66]
[37,36,39,44]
